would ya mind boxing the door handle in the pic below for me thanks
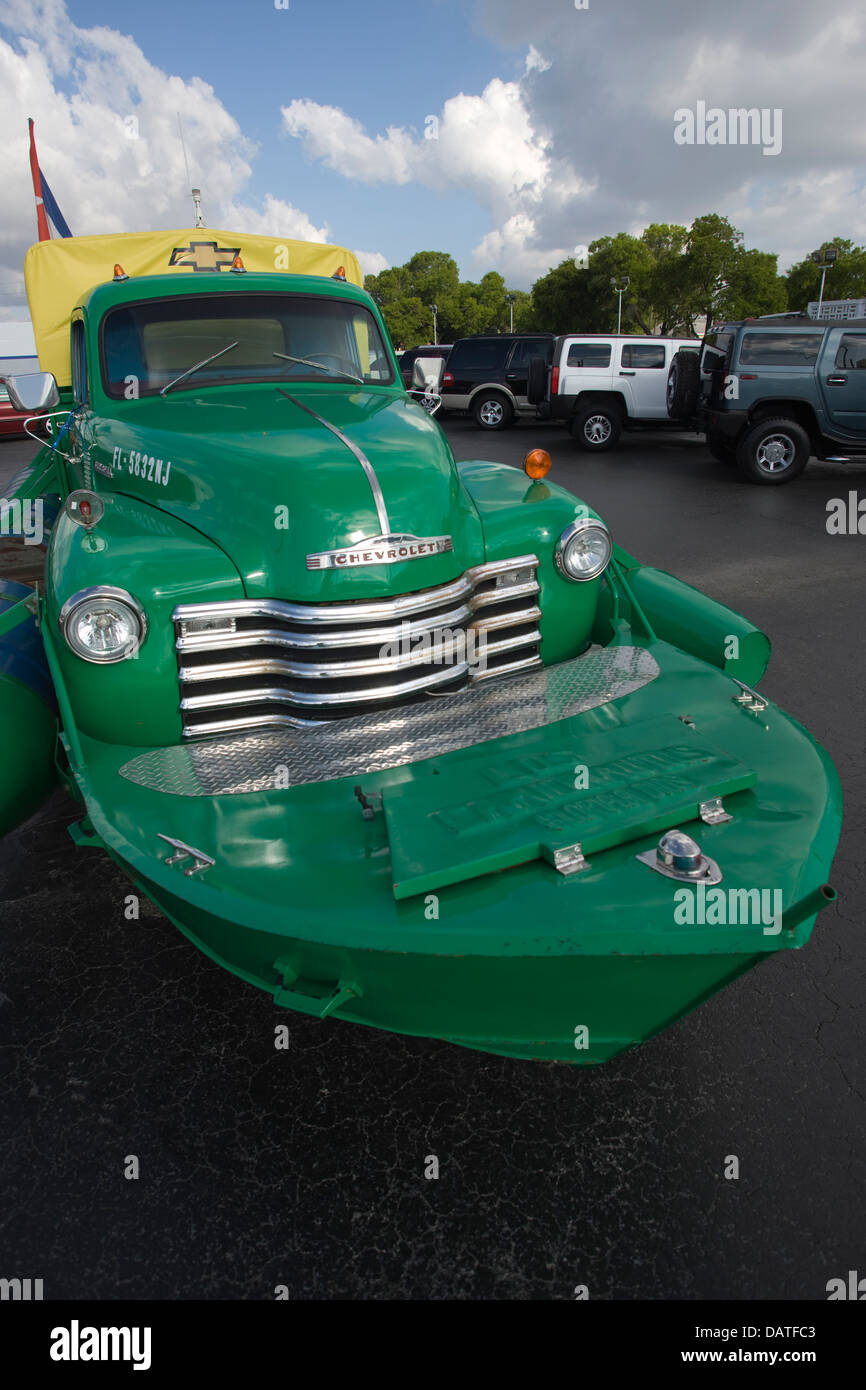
[505,373,520,379]
[619,370,636,376]
[827,376,847,385]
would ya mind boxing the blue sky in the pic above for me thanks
[58,0,514,273]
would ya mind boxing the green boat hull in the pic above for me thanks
[54,635,841,1066]
[0,581,58,837]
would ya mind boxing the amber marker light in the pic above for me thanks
[524,448,552,479]
[113,264,128,281]
[231,254,246,273]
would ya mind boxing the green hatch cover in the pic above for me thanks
[382,716,756,899]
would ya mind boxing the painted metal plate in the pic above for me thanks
[383,724,757,899]
[119,644,660,796]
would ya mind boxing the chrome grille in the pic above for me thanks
[173,555,542,737]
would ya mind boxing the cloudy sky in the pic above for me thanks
[1,0,864,315]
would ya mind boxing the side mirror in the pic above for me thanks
[412,357,445,392]
[0,372,60,413]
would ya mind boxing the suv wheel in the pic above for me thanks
[736,417,811,484]
[666,350,700,419]
[572,404,622,451]
[527,357,547,405]
[473,392,513,430]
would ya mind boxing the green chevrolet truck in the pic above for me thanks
[0,229,842,1064]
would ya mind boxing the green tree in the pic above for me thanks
[725,248,787,321]
[640,223,691,334]
[583,232,657,333]
[365,269,430,347]
[405,250,460,305]
[366,252,530,344]
[529,258,600,333]
[785,240,866,312]
[681,214,744,328]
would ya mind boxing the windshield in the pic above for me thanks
[100,292,395,398]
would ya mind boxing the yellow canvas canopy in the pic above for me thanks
[24,228,364,387]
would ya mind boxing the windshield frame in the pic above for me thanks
[98,289,396,399]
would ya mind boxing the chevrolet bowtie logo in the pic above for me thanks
[168,240,241,272]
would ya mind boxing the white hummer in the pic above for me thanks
[529,334,699,451]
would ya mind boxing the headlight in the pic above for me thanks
[554,519,612,582]
[59,587,146,663]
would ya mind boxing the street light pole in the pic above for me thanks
[505,294,516,333]
[810,246,839,316]
[610,275,630,334]
[431,303,438,345]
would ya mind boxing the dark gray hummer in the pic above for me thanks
[666,313,866,484]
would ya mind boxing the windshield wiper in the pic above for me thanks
[160,341,240,396]
[272,351,364,385]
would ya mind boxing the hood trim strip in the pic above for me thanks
[278,387,390,535]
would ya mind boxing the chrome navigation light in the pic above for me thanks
[554,518,612,582]
[59,587,146,663]
[636,828,722,885]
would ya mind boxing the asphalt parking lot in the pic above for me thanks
[0,420,863,1301]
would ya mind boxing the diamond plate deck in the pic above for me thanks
[118,644,660,797]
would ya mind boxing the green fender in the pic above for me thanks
[616,554,771,687]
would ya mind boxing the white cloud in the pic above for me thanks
[355,249,390,276]
[473,214,567,282]
[281,57,559,282]
[221,194,330,244]
[0,0,386,309]
[524,45,551,75]
[282,99,416,184]
[283,74,553,212]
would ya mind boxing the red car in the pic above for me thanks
[0,383,41,439]
[0,328,42,438]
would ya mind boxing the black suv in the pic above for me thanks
[439,334,554,429]
[667,313,866,483]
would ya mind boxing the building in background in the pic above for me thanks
[807,298,866,321]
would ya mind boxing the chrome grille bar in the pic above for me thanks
[180,660,470,711]
[173,555,539,627]
[174,554,542,734]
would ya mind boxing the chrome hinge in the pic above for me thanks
[732,679,768,712]
[158,833,215,877]
[354,785,382,820]
[550,842,591,876]
[700,796,732,825]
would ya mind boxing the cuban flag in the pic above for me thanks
[28,118,72,241]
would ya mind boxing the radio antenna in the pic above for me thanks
[177,114,204,226]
